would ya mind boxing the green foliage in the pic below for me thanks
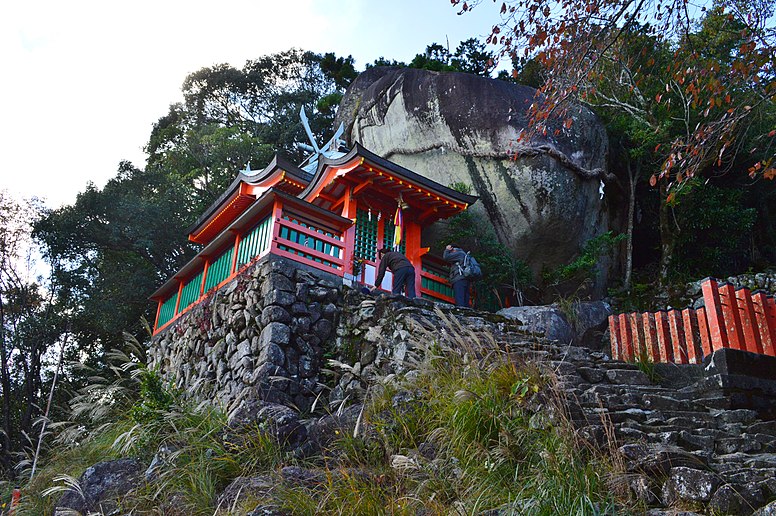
[544,231,625,287]
[129,369,177,424]
[668,179,756,279]
[634,345,661,384]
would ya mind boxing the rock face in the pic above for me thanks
[335,67,611,289]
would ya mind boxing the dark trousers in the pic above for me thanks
[452,279,470,307]
[392,266,416,298]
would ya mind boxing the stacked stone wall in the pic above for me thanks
[149,256,341,412]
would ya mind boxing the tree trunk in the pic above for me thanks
[0,297,14,471]
[623,159,639,293]
[658,183,675,284]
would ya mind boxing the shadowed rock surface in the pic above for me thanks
[334,67,612,291]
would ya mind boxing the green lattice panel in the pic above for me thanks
[238,215,272,267]
[421,276,454,299]
[178,272,203,312]
[383,215,406,254]
[354,209,378,261]
[204,247,234,292]
[157,293,178,328]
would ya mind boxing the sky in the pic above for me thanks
[0,0,501,209]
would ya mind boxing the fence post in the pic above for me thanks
[753,292,776,357]
[718,282,745,351]
[655,311,673,363]
[682,309,702,364]
[701,278,730,351]
[696,306,713,358]
[735,287,764,354]
[642,312,660,362]
[629,312,644,360]
[667,309,687,364]
[609,315,621,360]
[9,488,20,515]
[618,313,634,361]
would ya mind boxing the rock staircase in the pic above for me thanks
[335,294,776,514]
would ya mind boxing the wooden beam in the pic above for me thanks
[352,179,374,196]
[317,192,338,204]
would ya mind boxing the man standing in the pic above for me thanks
[443,243,470,307]
[372,248,416,299]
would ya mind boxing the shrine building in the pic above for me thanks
[150,142,478,334]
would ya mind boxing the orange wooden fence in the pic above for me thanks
[609,278,776,364]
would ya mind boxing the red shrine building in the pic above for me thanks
[151,142,478,334]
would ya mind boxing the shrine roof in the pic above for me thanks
[301,143,479,206]
[186,154,311,240]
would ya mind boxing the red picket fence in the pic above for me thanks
[609,278,776,364]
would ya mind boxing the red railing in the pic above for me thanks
[153,195,348,334]
[609,278,776,363]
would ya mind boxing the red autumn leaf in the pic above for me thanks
[649,174,657,187]
[768,130,776,137]
[501,2,507,14]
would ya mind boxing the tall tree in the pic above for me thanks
[453,0,775,182]
[0,191,47,476]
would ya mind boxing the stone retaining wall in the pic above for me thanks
[149,256,341,412]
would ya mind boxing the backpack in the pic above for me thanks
[459,251,483,280]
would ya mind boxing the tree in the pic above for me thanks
[455,0,775,285]
[34,162,194,350]
[0,190,50,477]
[451,38,497,76]
[453,0,775,183]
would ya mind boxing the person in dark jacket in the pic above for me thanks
[372,248,416,298]
[443,243,470,307]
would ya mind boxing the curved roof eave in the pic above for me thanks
[300,142,478,206]
[186,154,313,236]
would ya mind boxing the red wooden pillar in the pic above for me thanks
[340,188,357,279]
[153,299,163,332]
[701,278,730,351]
[229,229,242,277]
[681,309,702,364]
[609,315,621,360]
[270,198,284,252]
[696,307,713,358]
[667,309,687,364]
[200,258,210,297]
[404,221,423,298]
[618,313,633,361]
[642,312,660,362]
[718,283,745,351]
[735,287,764,354]
[654,311,674,363]
[173,280,184,316]
[752,292,776,356]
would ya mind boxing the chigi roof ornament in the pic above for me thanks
[297,107,346,173]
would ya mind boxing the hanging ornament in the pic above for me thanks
[377,211,382,221]
[368,208,372,222]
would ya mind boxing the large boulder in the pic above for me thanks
[497,300,610,346]
[335,67,612,292]
[55,458,143,515]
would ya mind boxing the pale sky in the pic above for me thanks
[0,0,500,208]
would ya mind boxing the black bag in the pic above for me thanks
[460,252,482,280]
